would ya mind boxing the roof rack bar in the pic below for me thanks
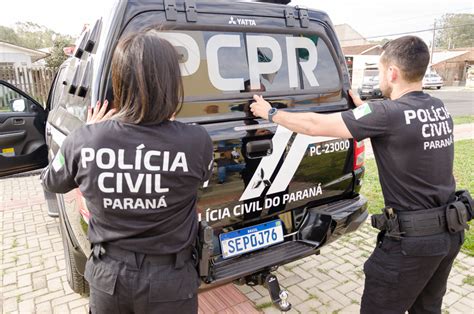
[297,7,309,28]
[164,0,177,21]
[185,0,198,22]
[284,9,296,27]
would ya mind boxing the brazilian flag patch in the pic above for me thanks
[52,151,65,172]
[353,103,372,120]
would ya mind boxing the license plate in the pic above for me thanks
[219,220,284,259]
[362,89,370,93]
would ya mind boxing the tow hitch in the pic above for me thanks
[265,273,291,312]
[240,271,291,312]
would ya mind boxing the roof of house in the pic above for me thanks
[431,51,469,65]
[335,24,369,47]
[0,41,49,62]
[342,44,382,55]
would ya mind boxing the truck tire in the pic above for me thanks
[59,212,90,296]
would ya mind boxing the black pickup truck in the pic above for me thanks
[0,0,367,309]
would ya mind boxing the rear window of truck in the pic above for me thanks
[157,30,341,100]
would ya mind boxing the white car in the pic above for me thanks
[423,73,443,89]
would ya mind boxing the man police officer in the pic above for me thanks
[250,36,473,313]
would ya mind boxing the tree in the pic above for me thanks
[14,22,66,49]
[0,22,73,70]
[0,25,20,45]
[435,13,474,49]
[45,37,72,70]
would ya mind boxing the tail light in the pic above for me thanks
[353,140,365,170]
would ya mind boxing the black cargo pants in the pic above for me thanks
[361,231,463,314]
[84,244,200,314]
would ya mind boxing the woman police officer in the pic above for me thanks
[41,30,213,313]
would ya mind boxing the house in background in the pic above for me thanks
[336,23,474,87]
[335,24,383,88]
[0,42,53,105]
[342,44,383,89]
[337,25,474,88]
[0,41,49,68]
[430,48,474,86]
[335,24,369,47]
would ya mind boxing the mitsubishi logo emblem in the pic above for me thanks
[252,168,272,189]
[228,16,237,25]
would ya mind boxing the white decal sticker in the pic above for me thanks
[200,185,323,222]
[267,134,334,195]
[155,32,200,76]
[206,34,245,91]
[286,36,319,88]
[239,126,293,201]
[247,35,283,90]
[160,32,321,92]
[239,125,336,201]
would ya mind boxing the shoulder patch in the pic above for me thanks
[353,102,372,120]
[52,151,65,172]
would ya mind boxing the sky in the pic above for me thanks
[0,0,472,44]
[293,0,473,44]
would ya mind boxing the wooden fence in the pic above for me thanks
[0,66,55,108]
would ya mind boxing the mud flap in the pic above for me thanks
[298,211,332,246]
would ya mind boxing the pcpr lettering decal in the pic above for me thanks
[156,32,320,91]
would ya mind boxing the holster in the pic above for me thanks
[455,190,474,221]
[371,207,403,240]
[371,214,387,231]
[445,190,473,234]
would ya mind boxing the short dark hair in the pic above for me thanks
[111,30,183,124]
[380,36,430,82]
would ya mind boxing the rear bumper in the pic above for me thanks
[309,195,368,242]
[202,195,368,288]
[422,83,443,88]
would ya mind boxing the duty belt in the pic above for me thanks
[371,190,473,238]
[91,242,194,269]
[397,206,447,237]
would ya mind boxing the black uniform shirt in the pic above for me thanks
[42,120,213,254]
[341,91,455,211]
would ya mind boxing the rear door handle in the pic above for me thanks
[246,139,273,159]
[12,118,25,125]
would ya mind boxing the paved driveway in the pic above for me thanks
[0,174,256,314]
[238,223,474,313]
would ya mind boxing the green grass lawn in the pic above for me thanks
[453,115,474,125]
[361,139,474,255]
